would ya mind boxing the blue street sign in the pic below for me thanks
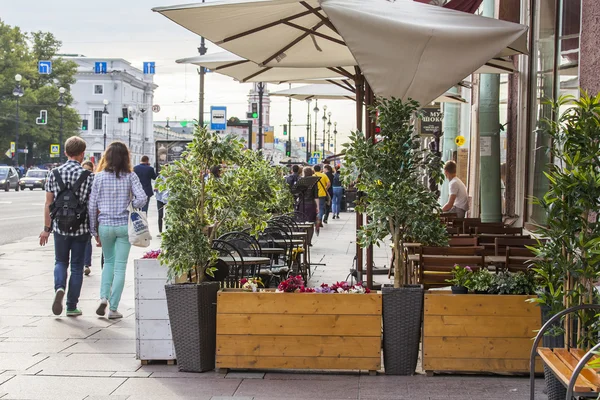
[275,138,279,144]
[299,137,305,143]
[330,143,334,147]
[94,62,107,74]
[210,106,227,131]
[143,62,156,75]
[38,61,52,75]
[302,143,306,147]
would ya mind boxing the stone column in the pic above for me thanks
[580,0,600,95]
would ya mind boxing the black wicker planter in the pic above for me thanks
[165,282,220,372]
[382,284,424,375]
[540,304,567,400]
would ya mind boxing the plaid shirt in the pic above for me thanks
[88,171,147,237]
[45,160,94,236]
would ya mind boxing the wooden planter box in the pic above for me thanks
[423,292,542,375]
[216,290,382,372]
[134,259,176,363]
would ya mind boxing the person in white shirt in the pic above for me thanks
[442,160,468,218]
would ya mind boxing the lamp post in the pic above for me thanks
[321,105,327,159]
[166,118,170,140]
[327,111,332,155]
[312,101,319,154]
[306,99,311,162]
[102,100,109,150]
[128,105,134,148]
[12,74,24,166]
[57,87,67,164]
[333,122,338,156]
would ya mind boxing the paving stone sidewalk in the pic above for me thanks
[0,205,545,399]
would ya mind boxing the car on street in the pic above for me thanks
[0,166,21,191]
[19,169,49,191]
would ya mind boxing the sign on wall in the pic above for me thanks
[210,106,227,131]
[155,140,192,174]
[420,103,443,136]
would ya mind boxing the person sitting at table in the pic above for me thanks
[442,160,468,218]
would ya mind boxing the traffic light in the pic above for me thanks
[118,108,130,123]
[251,103,258,118]
[82,119,88,131]
[283,124,288,136]
[285,140,291,157]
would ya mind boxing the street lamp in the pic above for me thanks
[312,101,319,154]
[102,100,109,150]
[166,118,170,140]
[327,111,332,154]
[333,122,338,156]
[321,105,327,155]
[57,87,67,164]
[12,74,24,166]
[128,105,134,148]
[305,99,311,162]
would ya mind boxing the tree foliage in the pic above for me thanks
[0,20,80,166]
[342,97,448,287]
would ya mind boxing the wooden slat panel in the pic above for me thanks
[424,294,539,317]
[570,348,600,363]
[423,337,533,359]
[217,335,380,358]
[424,357,543,373]
[217,292,382,315]
[217,314,381,336]
[538,348,592,392]
[554,348,600,391]
[217,355,380,370]
[423,315,539,338]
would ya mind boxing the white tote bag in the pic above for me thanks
[128,204,152,247]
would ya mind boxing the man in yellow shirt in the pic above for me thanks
[313,165,330,231]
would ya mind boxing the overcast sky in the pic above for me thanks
[2,0,356,144]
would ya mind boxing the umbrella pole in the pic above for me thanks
[364,81,376,290]
[354,71,364,283]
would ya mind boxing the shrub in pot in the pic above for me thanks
[343,97,448,375]
[468,268,494,294]
[446,265,472,294]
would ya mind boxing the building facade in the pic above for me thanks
[67,57,158,165]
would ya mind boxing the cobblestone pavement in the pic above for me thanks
[0,204,546,399]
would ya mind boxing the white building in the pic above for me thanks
[66,56,158,165]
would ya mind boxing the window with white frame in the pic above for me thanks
[93,110,103,130]
[93,84,104,95]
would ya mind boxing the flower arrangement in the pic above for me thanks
[240,277,264,292]
[276,276,371,294]
[446,265,473,288]
[142,249,161,259]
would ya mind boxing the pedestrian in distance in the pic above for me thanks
[155,168,169,236]
[441,160,469,218]
[40,136,94,317]
[313,165,330,229]
[133,155,157,214]
[89,142,147,319]
[285,165,300,189]
[331,165,343,219]
[301,167,320,236]
[82,160,95,276]
[323,164,335,223]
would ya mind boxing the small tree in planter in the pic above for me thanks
[157,126,243,372]
[342,97,448,375]
[530,92,600,399]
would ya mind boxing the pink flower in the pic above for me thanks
[465,266,472,272]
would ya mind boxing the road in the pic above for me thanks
[0,188,46,246]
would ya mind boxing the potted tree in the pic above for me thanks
[530,92,600,399]
[343,97,448,375]
[158,126,243,372]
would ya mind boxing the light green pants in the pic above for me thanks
[99,225,131,311]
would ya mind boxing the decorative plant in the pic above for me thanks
[343,97,448,287]
[240,277,264,292]
[469,269,494,292]
[529,92,600,347]
[142,249,161,259]
[157,126,244,282]
[275,277,371,294]
[446,265,472,288]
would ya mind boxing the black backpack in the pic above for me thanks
[49,169,91,234]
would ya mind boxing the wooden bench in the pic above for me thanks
[494,237,540,256]
[530,304,600,399]
[504,246,535,272]
[418,254,485,289]
[449,236,478,247]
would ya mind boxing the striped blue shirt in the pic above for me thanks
[88,171,147,237]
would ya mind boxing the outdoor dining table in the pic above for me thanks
[260,247,286,255]
[218,256,272,266]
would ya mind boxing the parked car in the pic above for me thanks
[0,167,20,191]
[19,169,49,190]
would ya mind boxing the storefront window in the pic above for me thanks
[527,0,580,225]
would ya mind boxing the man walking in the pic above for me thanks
[39,137,93,316]
[323,164,335,223]
[134,156,157,213]
[285,165,300,189]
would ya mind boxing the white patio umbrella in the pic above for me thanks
[154,0,527,105]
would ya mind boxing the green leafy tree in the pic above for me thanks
[343,97,448,287]
[0,20,80,166]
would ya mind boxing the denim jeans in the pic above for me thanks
[84,239,92,266]
[141,197,151,213]
[99,225,131,311]
[54,233,90,310]
[157,200,166,233]
[318,197,327,222]
[332,187,343,215]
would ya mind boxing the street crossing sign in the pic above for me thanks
[299,137,305,143]
[143,62,156,75]
[50,144,60,155]
[94,62,107,74]
[38,61,52,74]
[10,142,15,153]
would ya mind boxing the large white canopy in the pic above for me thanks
[154,0,527,104]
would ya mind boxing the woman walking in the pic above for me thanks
[300,167,320,235]
[331,165,343,219]
[88,142,147,319]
